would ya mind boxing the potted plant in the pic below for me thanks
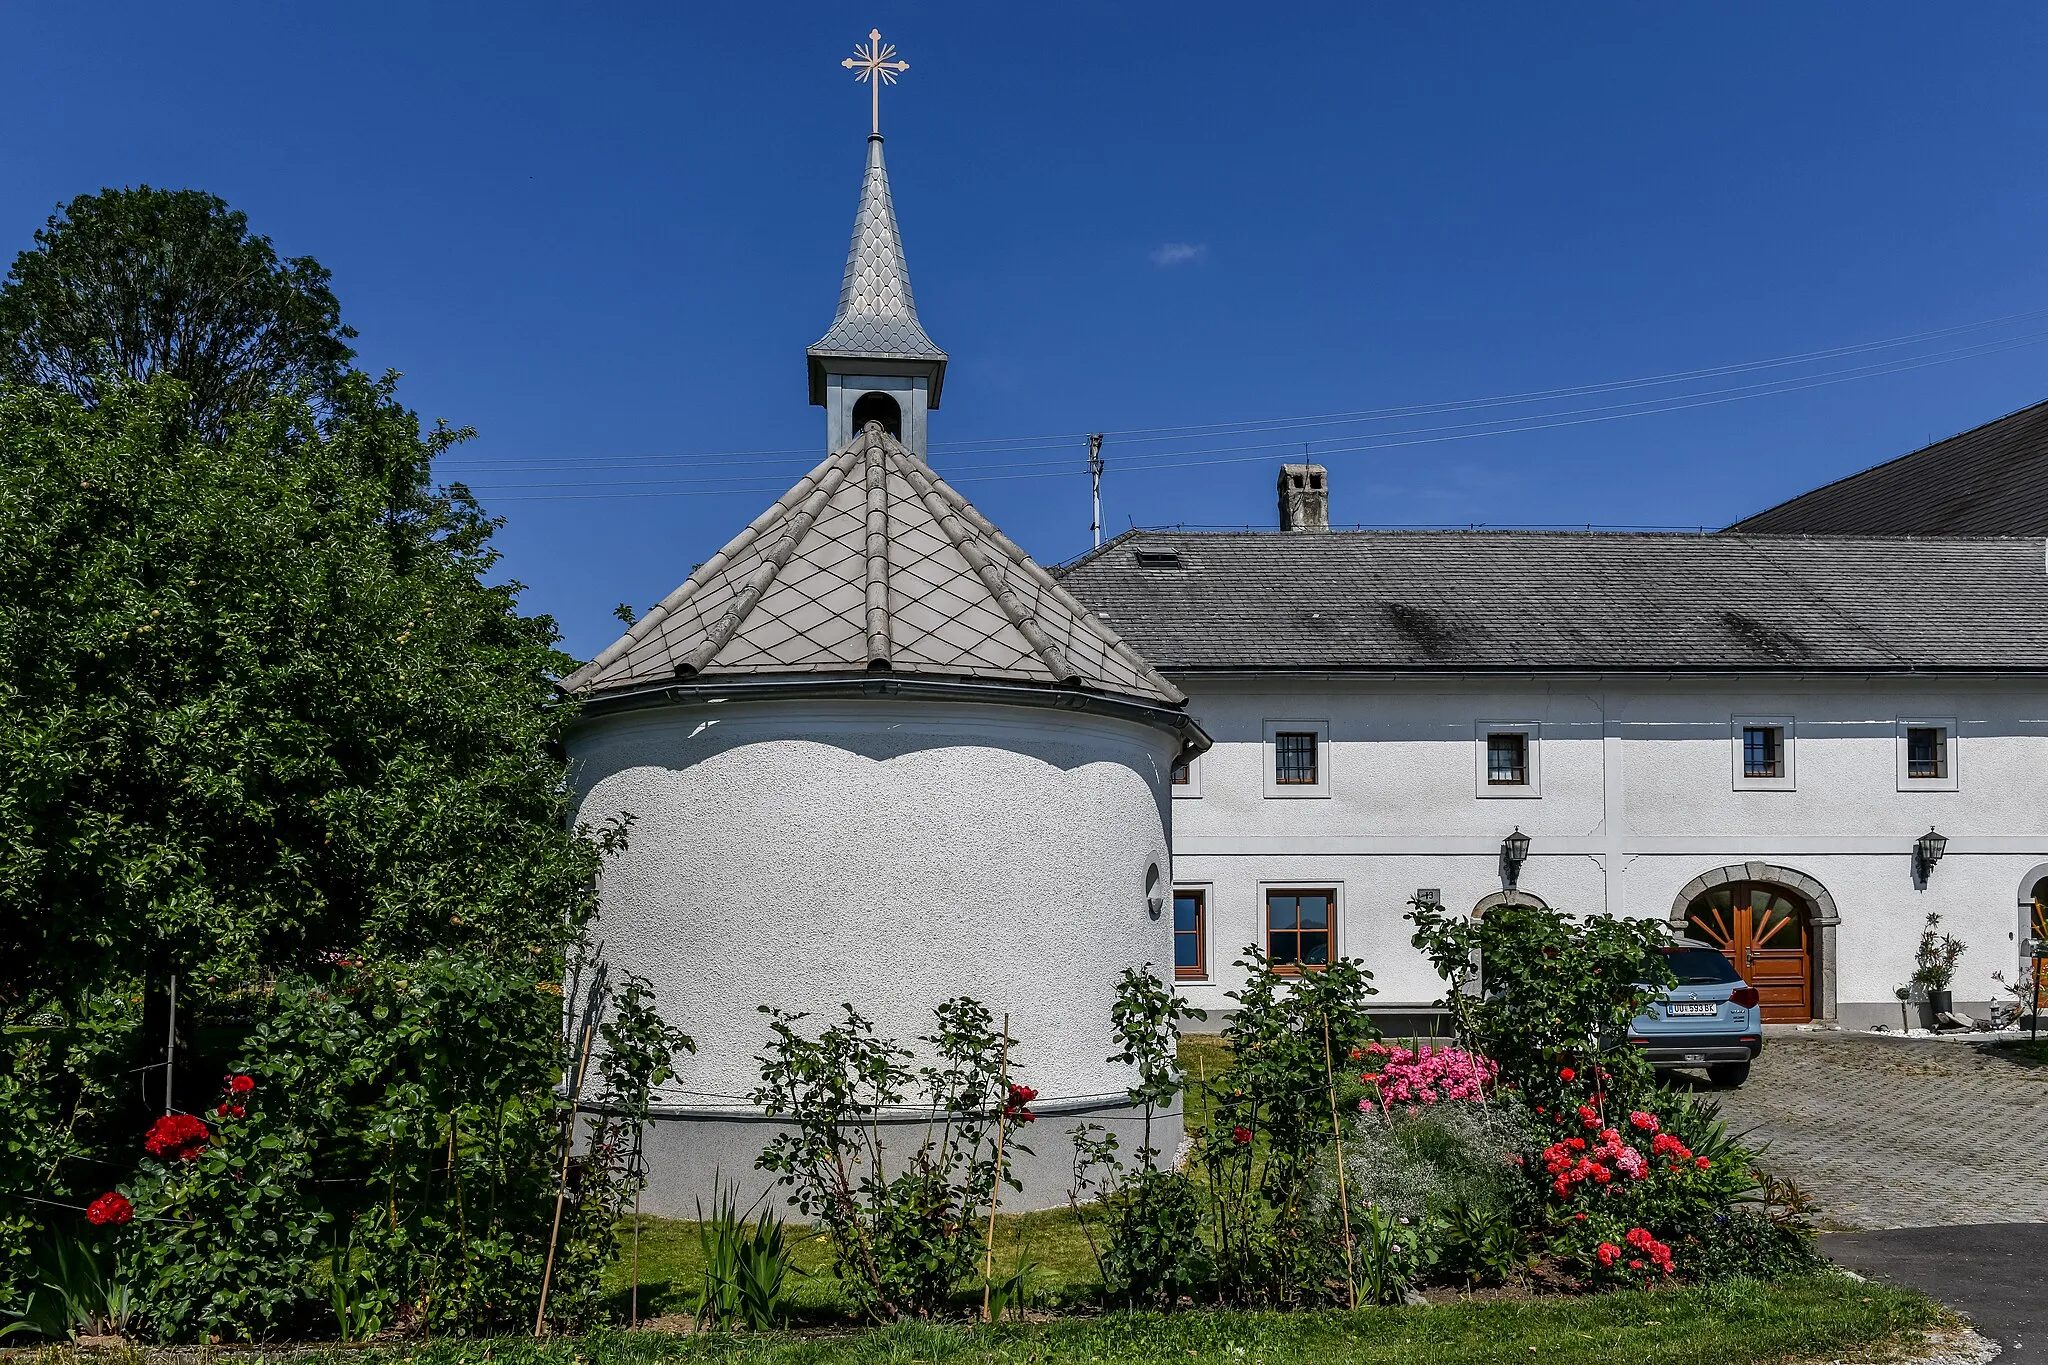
[1912,912,1965,1024]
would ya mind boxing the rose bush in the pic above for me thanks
[1359,1042,1496,1108]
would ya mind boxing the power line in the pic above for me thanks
[472,328,2048,499]
[442,305,2048,477]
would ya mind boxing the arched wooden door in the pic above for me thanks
[1684,882,1813,1022]
[2030,878,2048,1012]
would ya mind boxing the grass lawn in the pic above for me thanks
[354,1275,1943,1365]
[606,1204,1112,1322]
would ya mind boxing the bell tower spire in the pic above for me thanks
[808,30,946,457]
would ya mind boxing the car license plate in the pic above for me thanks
[1668,1002,1718,1016]
[1682,1053,1707,1063]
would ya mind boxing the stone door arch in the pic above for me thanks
[2019,864,2048,1013]
[1670,863,1839,1023]
[1471,890,1549,918]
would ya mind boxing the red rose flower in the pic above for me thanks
[1558,1067,1575,1081]
[86,1192,133,1226]
[143,1113,209,1161]
[226,1074,255,1094]
[1231,1126,1253,1145]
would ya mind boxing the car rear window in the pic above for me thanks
[1656,947,1743,985]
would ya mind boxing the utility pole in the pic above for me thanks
[1087,434,1105,549]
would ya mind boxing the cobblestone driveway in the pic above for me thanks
[1705,1032,2048,1229]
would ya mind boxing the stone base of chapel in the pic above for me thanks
[632,1098,1184,1219]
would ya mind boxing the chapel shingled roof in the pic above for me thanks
[1054,529,2048,674]
[1729,397,2048,536]
[563,424,1183,704]
[806,135,947,405]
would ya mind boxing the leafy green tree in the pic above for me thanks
[0,372,603,1003]
[0,187,356,438]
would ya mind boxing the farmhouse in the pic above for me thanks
[1056,490,2048,1031]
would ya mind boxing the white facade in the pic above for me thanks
[1167,675,2048,1026]
[569,695,1180,1109]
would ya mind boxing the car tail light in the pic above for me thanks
[1731,986,1760,1009]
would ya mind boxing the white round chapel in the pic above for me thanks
[561,132,1206,1213]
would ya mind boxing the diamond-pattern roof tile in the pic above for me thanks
[808,136,946,367]
[562,427,1185,706]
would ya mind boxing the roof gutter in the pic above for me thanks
[1154,666,2048,682]
[564,672,1212,761]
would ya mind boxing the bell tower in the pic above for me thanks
[807,33,946,458]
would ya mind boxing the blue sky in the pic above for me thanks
[4,3,2046,661]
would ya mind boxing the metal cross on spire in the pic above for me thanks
[841,28,909,135]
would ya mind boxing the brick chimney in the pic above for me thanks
[1278,463,1329,532]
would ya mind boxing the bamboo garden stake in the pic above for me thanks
[981,1014,1012,1323]
[535,963,608,1336]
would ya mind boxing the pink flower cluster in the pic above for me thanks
[1356,1042,1497,1108]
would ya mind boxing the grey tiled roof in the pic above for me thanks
[1053,529,2048,674]
[1730,397,2048,535]
[563,426,1183,704]
[807,135,947,370]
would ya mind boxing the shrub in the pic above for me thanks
[1407,899,1674,1113]
[1202,947,1379,1305]
[0,988,141,1319]
[1912,913,1966,992]
[108,949,691,1342]
[1360,1042,1497,1108]
[1335,1085,1533,1294]
[1529,1083,1763,1287]
[1681,1209,1826,1282]
[123,1071,327,1341]
[752,997,1022,1321]
[1338,1100,1525,1227]
[1072,966,1210,1308]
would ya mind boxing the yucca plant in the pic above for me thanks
[3,1232,131,1341]
[692,1181,794,1331]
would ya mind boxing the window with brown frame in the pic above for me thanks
[1173,889,1206,979]
[1274,731,1318,784]
[1170,760,1190,785]
[1265,888,1332,972]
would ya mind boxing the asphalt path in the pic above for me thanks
[1823,1224,2043,1352]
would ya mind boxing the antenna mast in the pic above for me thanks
[1088,433,1105,549]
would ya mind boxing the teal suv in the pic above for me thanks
[1629,940,1763,1087]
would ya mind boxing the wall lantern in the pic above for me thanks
[1913,827,1948,886]
[1145,863,1165,919]
[1501,827,1532,890]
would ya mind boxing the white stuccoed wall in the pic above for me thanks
[1169,676,2048,1026]
[567,696,1181,1109]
